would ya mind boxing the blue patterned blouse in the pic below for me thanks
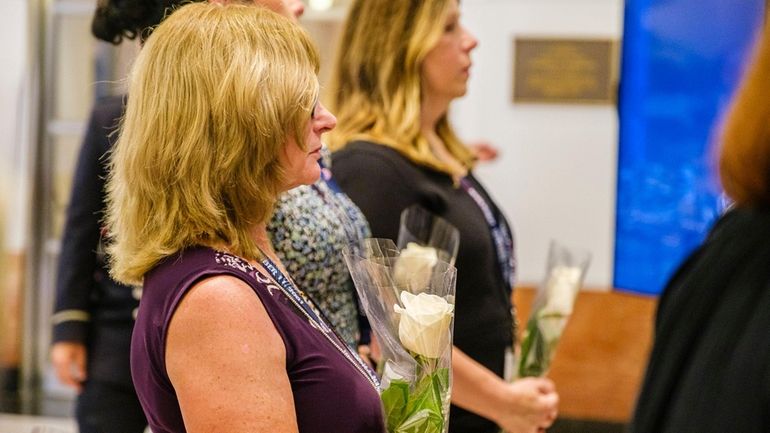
[268,149,370,347]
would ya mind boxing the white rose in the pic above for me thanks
[394,291,454,358]
[541,265,582,316]
[393,243,438,293]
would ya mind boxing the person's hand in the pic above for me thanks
[51,341,87,392]
[494,377,559,433]
[357,345,374,368]
[368,332,382,365]
[468,141,500,163]
[358,332,383,369]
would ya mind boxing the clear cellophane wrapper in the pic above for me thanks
[344,238,457,433]
[516,240,591,378]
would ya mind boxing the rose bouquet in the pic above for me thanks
[397,205,460,266]
[344,238,457,433]
[516,241,590,378]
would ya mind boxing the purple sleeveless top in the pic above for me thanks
[131,246,385,433]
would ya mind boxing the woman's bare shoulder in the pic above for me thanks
[165,274,297,432]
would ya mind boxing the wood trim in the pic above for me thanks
[514,287,657,422]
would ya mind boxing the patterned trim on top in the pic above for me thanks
[214,251,282,297]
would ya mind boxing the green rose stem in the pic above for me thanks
[518,311,566,377]
[380,353,450,433]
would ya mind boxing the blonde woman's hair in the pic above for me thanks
[327,0,476,174]
[106,2,320,285]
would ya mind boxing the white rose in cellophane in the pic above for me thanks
[394,291,454,358]
[541,265,582,316]
[393,243,438,293]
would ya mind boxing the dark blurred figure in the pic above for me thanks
[630,25,770,433]
[50,1,183,431]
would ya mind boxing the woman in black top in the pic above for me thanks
[630,24,770,433]
[328,0,558,432]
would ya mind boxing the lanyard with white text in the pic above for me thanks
[259,255,332,333]
[459,177,516,289]
[258,252,381,390]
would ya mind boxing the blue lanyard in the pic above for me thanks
[258,252,381,390]
[259,255,332,334]
[315,155,369,243]
[459,177,516,289]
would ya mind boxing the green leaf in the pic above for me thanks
[432,368,450,393]
[381,379,410,432]
[407,372,441,415]
[383,368,450,433]
[406,370,449,431]
[395,408,444,433]
[518,315,547,377]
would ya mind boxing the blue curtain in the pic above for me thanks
[615,0,764,294]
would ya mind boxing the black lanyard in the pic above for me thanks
[258,252,381,390]
[459,177,516,289]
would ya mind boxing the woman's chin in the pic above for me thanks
[283,170,321,191]
[306,167,322,185]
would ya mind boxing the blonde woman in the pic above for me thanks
[51,1,310,432]
[329,0,558,432]
[107,3,383,432]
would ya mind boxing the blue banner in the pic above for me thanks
[615,0,764,294]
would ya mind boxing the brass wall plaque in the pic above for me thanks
[512,38,617,104]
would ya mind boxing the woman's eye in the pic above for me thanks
[445,22,456,33]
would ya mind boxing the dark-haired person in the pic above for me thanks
[50,2,180,431]
[630,26,770,433]
[328,0,558,432]
[50,1,308,432]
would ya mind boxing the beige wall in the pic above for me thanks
[453,0,623,289]
[0,0,32,378]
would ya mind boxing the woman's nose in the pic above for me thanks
[314,102,337,133]
[463,26,478,51]
[291,0,305,19]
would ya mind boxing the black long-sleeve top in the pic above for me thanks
[333,140,515,433]
[630,207,770,433]
[51,95,138,386]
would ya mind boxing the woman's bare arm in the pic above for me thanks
[451,346,558,433]
[165,275,298,433]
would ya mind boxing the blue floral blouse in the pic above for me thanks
[268,149,370,347]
